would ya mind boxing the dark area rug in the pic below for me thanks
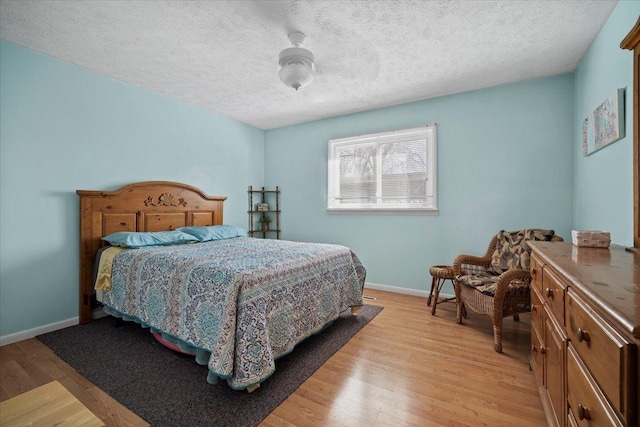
[37,305,382,427]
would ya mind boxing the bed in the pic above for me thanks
[76,181,365,391]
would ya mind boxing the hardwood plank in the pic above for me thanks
[0,339,148,426]
[0,380,103,427]
[0,289,545,426]
[0,359,39,398]
[259,413,298,427]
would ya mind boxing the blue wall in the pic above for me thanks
[0,41,265,337]
[265,75,575,293]
[573,1,640,246]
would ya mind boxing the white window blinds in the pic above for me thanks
[328,124,437,212]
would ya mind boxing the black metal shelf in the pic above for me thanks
[248,186,280,239]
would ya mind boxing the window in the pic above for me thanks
[327,124,437,213]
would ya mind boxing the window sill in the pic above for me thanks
[327,208,439,216]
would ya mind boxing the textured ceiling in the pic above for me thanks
[0,0,618,130]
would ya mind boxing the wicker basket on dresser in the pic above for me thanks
[528,242,639,427]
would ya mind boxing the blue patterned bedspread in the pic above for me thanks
[100,237,365,389]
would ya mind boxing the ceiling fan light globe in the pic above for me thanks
[278,39,315,90]
[279,62,315,90]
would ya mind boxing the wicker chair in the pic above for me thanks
[453,229,563,352]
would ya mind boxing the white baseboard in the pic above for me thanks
[364,282,454,300]
[0,317,79,347]
[0,306,113,347]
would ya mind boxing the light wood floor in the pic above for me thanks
[0,289,546,426]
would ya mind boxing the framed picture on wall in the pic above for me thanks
[583,88,626,156]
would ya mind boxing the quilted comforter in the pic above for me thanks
[100,237,365,390]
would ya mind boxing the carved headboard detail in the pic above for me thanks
[144,193,188,207]
[76,181,227,324]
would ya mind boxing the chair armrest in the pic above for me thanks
[492,269,532,309]
[453,254,491,276]
[453,234,498,277]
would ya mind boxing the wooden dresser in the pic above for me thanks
[528,242,639,427]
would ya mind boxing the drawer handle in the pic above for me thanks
[531,268,537,277]
[532,345,546,355]
[577,403,591,421]
[545,288,553,298]
[577,328,590,344]
[531,304,537,313]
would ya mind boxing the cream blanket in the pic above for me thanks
[94,246,125,291]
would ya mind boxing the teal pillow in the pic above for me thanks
[178,225,247,242]
[102,230,198,248]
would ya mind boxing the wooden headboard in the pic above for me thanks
[76,181,227,324]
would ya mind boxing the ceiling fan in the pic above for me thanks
[278,31,315,90]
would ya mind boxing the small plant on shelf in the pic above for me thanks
[258,215,272,231]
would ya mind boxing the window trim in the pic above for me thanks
[621,17,640,250]
[327,124,438,214]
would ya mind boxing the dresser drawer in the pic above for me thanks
[530,321,544,386]
[530,252,544,295]
[544,309,567,427]
[530,286,543,337]
[566,289,634,422]
[542,266,565,323]
[567,345,623,427]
